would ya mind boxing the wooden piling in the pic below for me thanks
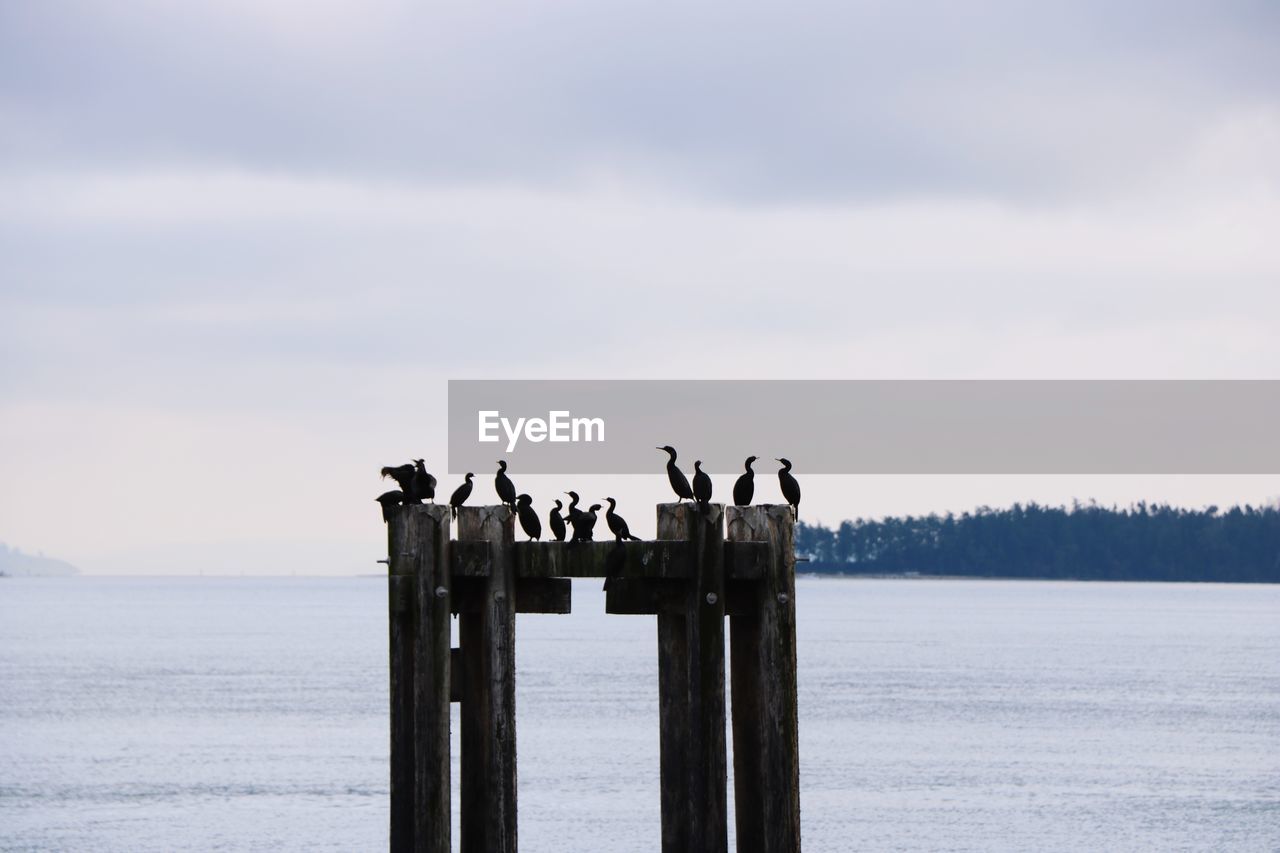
[457,506,518,853]
[726,506,801,853]
[657,502,729,853]
[387,504,452,853]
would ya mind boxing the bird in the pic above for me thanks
[411,459,437,503]
[549,499,567,542]
[376,490,404,523]
[495,460,517,508]
[380,463,415,495]
[564,491,583,524]
[692,460,713,512]
[656,446,694,502]
[733,456,757,506]
[777,458,801,519]
[603,497,641,541]
[449,473,475,520]
[515,494,542,541]
[570,503,600,543]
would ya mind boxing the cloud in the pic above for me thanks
[2,1,1277,201]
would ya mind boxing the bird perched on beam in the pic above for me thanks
[570,503,600,543]
[692,460,713,513]
[549,499,567,542]
[411,459,437,503]
[777,458,801,519]
[376,490,404,523]
[495,460,517,509]
[657,446,693,503]
[515,494,542,541]
[449,473,474,520]
[564,491,584,525]
[603,497,641,541]
[380,463,416,499]
[733,456,757,506]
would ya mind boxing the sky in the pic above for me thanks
[1,1,1278,574]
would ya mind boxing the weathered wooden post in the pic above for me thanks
[386,503,452,853]
[726,506,801,853]
[456,506,518,853]
[657,502,729,853]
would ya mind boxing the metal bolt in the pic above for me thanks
[777,592,789,604]
[706,592,718,605]
[435,586,448,599]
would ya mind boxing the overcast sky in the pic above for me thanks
[2,1,1277,574]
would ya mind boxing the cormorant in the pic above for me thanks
[569,503,600,543]
[376,490,404,523]
[515,493,542,541]
[692,460,713,512]
[449,473,475,520]
[603,497,641,541]
[549,499,567,542]
[495,460,517,508]
[656,446,693,502]
[564,491,583,524]
[733,456,757,506]
[411,459,437,503]
[776,458,801,519]
[380,463,415,495]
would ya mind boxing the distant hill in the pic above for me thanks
[0,543,79,577]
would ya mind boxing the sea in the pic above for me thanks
[1,577,1277,852]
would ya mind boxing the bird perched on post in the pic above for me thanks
[776,458,801,519]
[570,503,600,543]
[656,446,693,503]
[515,494,542,541]
[733,456,757,506]
[603,497,641,541]
[549,499,567,542]
[380,463,416,499]
[564,491,583,525]
[494,460,517,509]
[411,459,437,503]
[376,490,404,523]
[692,460,713,513]
[449,473,474,520]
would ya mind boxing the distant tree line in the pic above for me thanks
[795,502,1280,583]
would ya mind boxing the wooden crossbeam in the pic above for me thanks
[451,577,572,615]
[450,539,769,581]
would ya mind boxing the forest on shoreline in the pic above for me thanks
[795,502,1280,583]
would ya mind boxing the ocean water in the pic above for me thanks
[1,577,1277,852]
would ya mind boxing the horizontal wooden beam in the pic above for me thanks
[604,578,684,615]
[449,540,771,581]
[515,540,690,579]
[450,577,572,615]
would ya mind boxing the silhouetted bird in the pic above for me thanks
[449,473,475,520]
[776,458,801,519]
[515,493,542,541]
[495,460,517,508]
[570,503,600,543]
[692,460,713,512]
[411,459,437,503]
[376,490,404,523]
[733,456,757,506]
[657,446,694,503]
[564,491,583,524]
[549,499,567,542]
[380,463,415,495]
[603,497,641,541]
